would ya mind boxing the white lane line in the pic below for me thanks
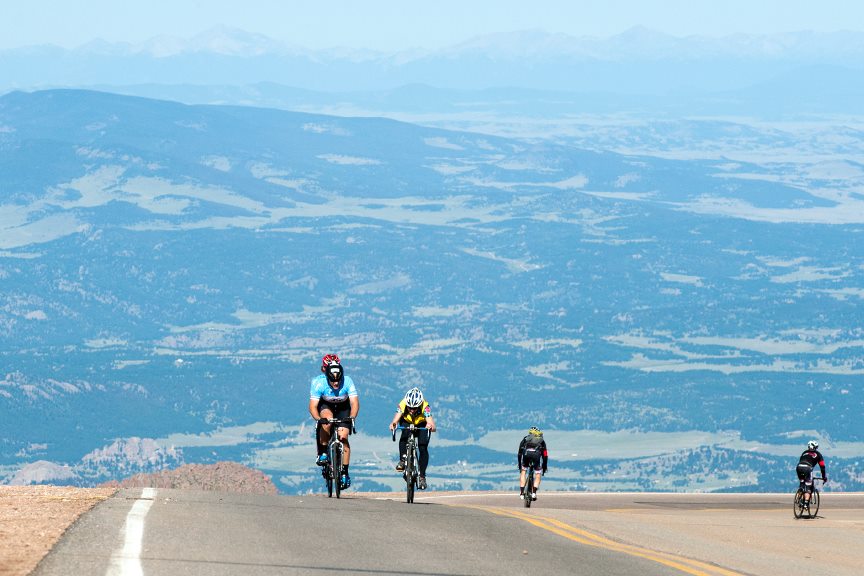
[105,488,156,576]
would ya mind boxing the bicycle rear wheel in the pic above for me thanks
[793,489,805,518]
[524,472,533,508]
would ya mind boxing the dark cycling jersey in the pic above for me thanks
[798,449,826,478]
[517,435,548,472]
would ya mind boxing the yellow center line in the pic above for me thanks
[606,507,777,513]
[455,504,744,576]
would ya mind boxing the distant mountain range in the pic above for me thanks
[3,27,864,95]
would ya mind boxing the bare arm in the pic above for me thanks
[349,395,359,419]
[390,410,402,430]
[308,398,320,420]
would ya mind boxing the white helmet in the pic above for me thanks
[807,440,819,451]
[405,387,424,408]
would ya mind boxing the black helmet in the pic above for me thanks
[325,363,343,383]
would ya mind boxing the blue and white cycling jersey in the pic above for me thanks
[309,374,358,405]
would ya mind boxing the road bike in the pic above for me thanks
[793,476,824,519]
[322,417,355,498]
[392,424,430,503]
[521,459,544,508]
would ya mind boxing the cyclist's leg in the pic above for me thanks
[803,479,813,503]
[317,405,334,459]
[336,426,349,463]
[331,405,352,484]
[796,463,813,503]
[417,428,430,476]
[337,430,352,488]
[398,428,409,463]
[529,454,541,497]
[519,457,527,495]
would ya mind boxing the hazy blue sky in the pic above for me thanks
[3,0,863,51]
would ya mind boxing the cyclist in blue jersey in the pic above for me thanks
[308,353,359,488]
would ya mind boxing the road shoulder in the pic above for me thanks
[0,486,115,576]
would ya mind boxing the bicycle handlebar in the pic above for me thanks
[324,417,356,434]
[391,424,432,441]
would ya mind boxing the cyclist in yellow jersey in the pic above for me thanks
[389,387,436,490]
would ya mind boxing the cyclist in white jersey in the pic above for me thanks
[308,353,359,488]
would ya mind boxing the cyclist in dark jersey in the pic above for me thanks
[796,440,828,508]
[517,427,548,501]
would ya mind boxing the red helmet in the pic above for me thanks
[321,354,341,372]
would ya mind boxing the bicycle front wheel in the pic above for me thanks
[332,444,343,499]
[809,490,820,517]
[406,446,416,504]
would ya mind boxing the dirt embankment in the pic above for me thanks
[0,485,115,576]
[101,461,279,494]
[0,461,278,576]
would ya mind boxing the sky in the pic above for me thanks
[3,0,864,51]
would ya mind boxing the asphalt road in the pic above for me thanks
[32,489,864,576]
[406,490,864,576]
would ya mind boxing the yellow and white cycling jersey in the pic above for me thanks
[396,399,431,426]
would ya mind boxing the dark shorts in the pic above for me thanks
[796,463,813,487]
[317,401,352,431]
[520,450,543,472]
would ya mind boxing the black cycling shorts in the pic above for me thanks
[796,463,813,485]
[521,450,543,472]
[317,400,352,431]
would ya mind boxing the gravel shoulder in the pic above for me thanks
[0,486,116,576]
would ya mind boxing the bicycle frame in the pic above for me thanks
[323,417,354,498]
[794,476,824,519]
[523,468,534,508]
[520,454,541,508]
[392,424,430,504]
